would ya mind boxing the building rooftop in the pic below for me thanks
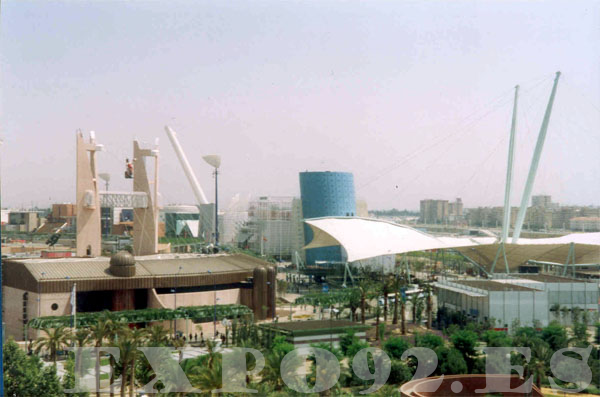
[262,320,370,334]
[514,273,588,283]
[454,280,536,292]
[3,253,272,293]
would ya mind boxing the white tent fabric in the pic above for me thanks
[176,220,199,238]
[304,217,600,264]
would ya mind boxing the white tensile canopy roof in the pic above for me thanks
[304,217,600,270]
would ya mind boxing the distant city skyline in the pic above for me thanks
[2,1,599,210]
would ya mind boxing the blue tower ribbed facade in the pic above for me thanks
[299,171,356,265]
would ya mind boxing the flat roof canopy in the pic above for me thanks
[304,217,600,271]
[3,253,272,293]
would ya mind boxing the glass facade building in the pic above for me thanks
[299,171,356,265]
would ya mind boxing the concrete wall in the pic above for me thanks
[488,290,548,330]
[3,286,71,341]
[148,288,241,337]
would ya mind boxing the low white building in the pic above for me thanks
[435,274,599,331]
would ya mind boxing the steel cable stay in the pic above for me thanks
[357,75,556,191]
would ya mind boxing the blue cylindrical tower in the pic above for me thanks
[299,171,356,265]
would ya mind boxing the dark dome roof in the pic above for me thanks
[110,251,135,267]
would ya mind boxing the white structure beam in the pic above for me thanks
[512,72,561,243]
[165,126,209,205]
[501,85,519,243]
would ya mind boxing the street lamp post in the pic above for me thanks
[202,156,221,246]
[174,266,182,337]
[207,270,217,337]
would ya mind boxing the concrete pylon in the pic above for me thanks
[76,131,102,257]
[132,140,159,256]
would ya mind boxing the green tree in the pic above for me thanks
[541,321,568,351]
[481,330,512,348]
[346,339,369,359]
[381,275,395,322]
[307,342,346,396]
[272,335,294,356]
[70,328,91,378]
[63,356,90,397]
[117,327,148,397]
[408,293,423,325]
[339,330,359,357]
[89,318,114,397]
[189,356,223,393]
[39,364,63,396]
[450,330,478,372]
[383,337,411,360]
[375,306,382,341]
[358,279,372,325]
[435,346,468,375]
[147,324,169,346]
[33,326,71,363]
[388,360,413,384]
[3,338,64,396]
[523,339,552,390]
[414,332,444,350]
[571,319,589,346]
[422,280,434,329]
[4,338,41,397]
[344,288,361,322]
[261,349,289,391]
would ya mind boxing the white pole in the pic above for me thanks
[512,72,561,243]
[164,126,209,205]
[501,86,519,243]
[72,282,77,331]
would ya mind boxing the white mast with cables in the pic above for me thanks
[512,71,561,243]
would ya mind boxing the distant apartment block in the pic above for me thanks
[356,199,369,218]
[570,217,600,232]
[464,200,600,232]
[3,211,39,232]
[419,198,462,224]
[532,194,554,208]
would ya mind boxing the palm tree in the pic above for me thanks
[120,327,147,397]
[344,289,361,322]
[172,337,186,363]
[409,293,423,324]
[525,340,552,390]
[204,339,219,369]
[70,328,91,375]
[392,274,401,325]
[375,306,382,341]
[358,280,371,325]
[409,293,424,325]
[423,280,434,329]
[190,358,223,392]
[96,311,120,397]
[381,275,394,323]
[147,324,169,346]
[261,349,289,391]
[89,318,114,397]
[116,336,136,397]
[34,326,71,363]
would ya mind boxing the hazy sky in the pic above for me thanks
[2,0,599,210]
